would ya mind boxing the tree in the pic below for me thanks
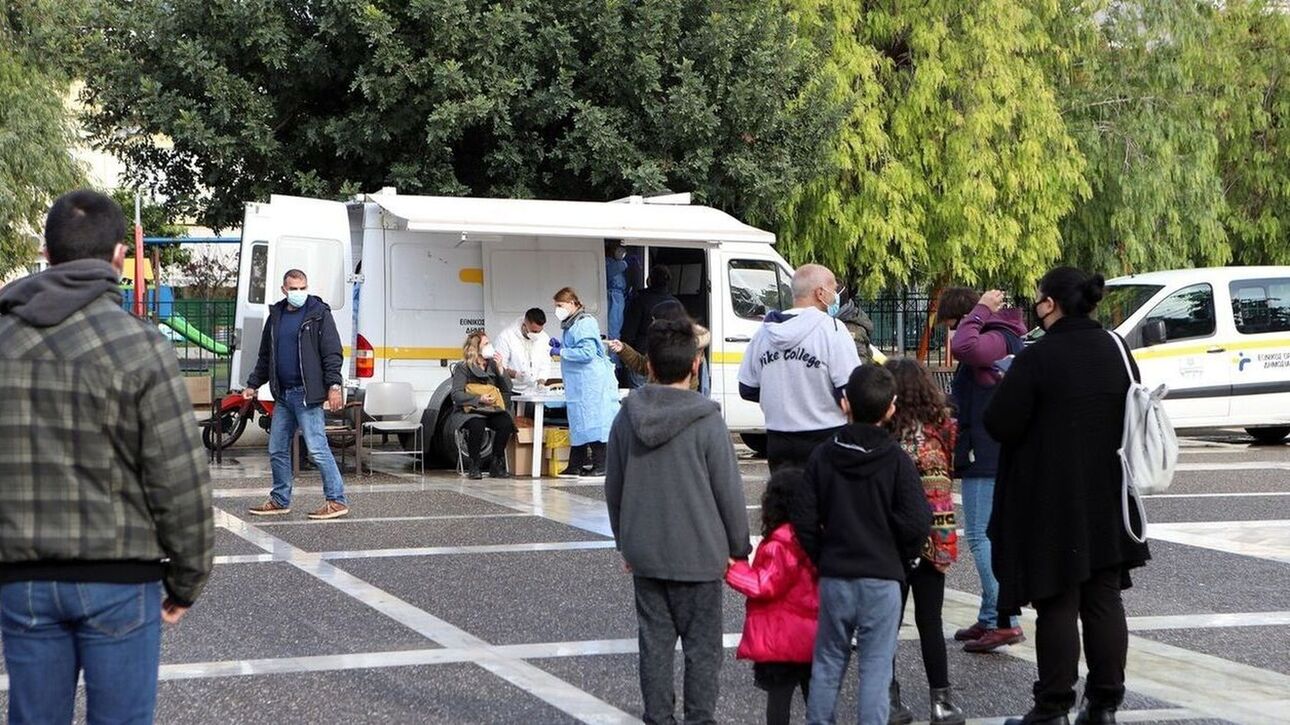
[1210,0,1290,266]
[1051,0,1231,275]
[78,0,838,232]
[777,0,1088,296]
[0,1,86,278]
[109,188,192,269]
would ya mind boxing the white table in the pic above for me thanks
[511,390,567,478]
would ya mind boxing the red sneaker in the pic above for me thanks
[964,626,1025,653]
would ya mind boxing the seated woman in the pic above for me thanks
[608,299,711,393]
[448,331,517,480]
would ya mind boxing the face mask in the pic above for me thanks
[825,289,841,318]
[286,290,308,308]
[480,344,496,359]
[614,248,627,261]
[1033,297,1053,330]
[554,306,571,322]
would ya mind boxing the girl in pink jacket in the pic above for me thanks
[726,468,820,725]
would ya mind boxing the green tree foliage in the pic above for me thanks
[78,0,838,231]
[779,0,1088,295]
[1210,0,1290,266]
[1052,0,1231,275]
[0,1,85,277]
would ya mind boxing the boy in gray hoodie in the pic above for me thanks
[606,319,753,725]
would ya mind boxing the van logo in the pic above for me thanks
[1238,353,1252,372]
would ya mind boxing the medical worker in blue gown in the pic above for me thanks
[553,287,620,479]
[606,241,629,341]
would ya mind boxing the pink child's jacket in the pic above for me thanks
[725,523,819,663]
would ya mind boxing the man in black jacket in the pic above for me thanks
[244,269,349,519]
[618,265,677,386]
[793,364,931,725]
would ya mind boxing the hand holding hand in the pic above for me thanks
[981,289,1007,313]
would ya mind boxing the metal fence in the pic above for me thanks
[123,295,237,396]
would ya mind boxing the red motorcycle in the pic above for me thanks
[203,393,275,451]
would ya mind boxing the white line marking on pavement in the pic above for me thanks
[213,540,618,565]
[254,512,536,526]
[1145,491,1290,499]
[1149,520,1290,565]
[1126,611,1290,631]
[213,509,638,725]
[941,589,1290,724]
[1176,461,1290,471]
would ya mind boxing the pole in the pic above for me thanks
[895,288,906,357]
[132,192,145,317]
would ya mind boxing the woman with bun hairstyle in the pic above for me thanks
[553,287,620,479]
[984,267,1151,725]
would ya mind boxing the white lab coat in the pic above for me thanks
[493,317,553,392]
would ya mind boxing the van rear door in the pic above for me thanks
[231,196,352,395]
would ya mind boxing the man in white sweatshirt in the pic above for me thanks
[494,308,553,393]
[738,264,861,472]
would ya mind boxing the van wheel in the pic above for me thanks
[740,433,768,458]
[1247,427,1290,445]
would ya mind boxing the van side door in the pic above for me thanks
[1228,275,1290,426]
[1132,282,1230,423]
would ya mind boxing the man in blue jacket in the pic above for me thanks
[244,269,349,519]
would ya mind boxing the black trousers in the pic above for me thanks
[462,412,516,462]
[766,427,840,473]
[899,560,950,689]
[1031,567,1129,714]
[633,577,724,725]
[757,663,811,725]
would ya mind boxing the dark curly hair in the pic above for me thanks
[760,467,805,538]
[882,358,952,438]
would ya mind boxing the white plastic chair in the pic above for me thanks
[359,382,424,475]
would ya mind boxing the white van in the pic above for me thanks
[1097,266,1290,443]
[229,190,796,460]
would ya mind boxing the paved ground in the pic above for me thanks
[2,429,1287,724]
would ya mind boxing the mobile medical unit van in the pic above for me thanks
[1098,266,1290,443]
[229,190,796,461]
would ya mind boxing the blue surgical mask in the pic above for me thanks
[286,290,308,308]
[826,290,841,318]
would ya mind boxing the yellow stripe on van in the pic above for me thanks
[711,352,745,365]
[1132,336,1290,361]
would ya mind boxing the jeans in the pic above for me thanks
[960,477,1017,629]
[1,581,162,725]
[269,386,347,506]
[633,577,724,725]
[807,577,902,725]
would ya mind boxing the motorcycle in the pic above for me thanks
[203,393,275,451]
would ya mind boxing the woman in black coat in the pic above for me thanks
[983,267,1150,725]
[448,331,517,480]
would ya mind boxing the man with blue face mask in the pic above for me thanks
[243,269,349,520]
[738,263,862,471]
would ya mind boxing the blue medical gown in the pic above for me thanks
[560,315,621,446]
[606,258,628,341]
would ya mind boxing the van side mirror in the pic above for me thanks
[1141,319,1167,347]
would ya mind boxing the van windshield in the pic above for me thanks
[1094,284,1163,329]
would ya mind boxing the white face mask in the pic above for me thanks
[480,343,496,359]
[554,306,572,322]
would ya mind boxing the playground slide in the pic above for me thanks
[160,314,230,355]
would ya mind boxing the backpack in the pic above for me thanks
[1108,330,1179,544]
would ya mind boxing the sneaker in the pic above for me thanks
[954,622,991,642]
[307,501,350,520]
[964,626,1025,653]
[248,499,290,516]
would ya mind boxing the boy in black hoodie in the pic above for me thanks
[606,319,752,725]
[793,365,932,725]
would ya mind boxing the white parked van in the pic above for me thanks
[1097,266,1290,443]
[229,190,796,460]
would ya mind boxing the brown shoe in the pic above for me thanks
[307,501,350,520]
[964,626,1025,653]
[954,622,990,642]
[248,499,291,516]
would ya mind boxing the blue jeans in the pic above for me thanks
[961,477,1017,628]
[1,581,162,724]
[269,386,347,506]
[806,577,902,725]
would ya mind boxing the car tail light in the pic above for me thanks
[356,334,375,378]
